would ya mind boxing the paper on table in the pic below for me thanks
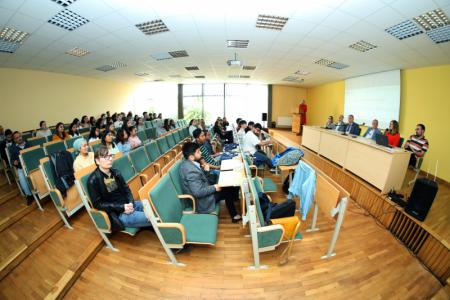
[220,159,243,171]
[218,170,242,187]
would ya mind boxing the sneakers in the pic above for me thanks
[26,195,34,206]
[232,214,242,223]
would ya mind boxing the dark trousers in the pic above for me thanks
[406,147,417,167]
[215,186,239,218]
[253,150,274,168]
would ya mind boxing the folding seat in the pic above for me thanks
[156,136,176,159]
[138,175,218,250]
[144,140,169,169]
[40,155,83,227]
[144,121,153,129]
[112,155,146,200]
[128,147,160,182]
[43,140,67,156]
[27,136,47,147]
[137,130,148,143]
[144,128,156,141]
[89,140,102,153]
[19,146,48,209]
[75,166,140,251]
[243,153,276,193]
[22,132,33,140]
[78,127,90,134]
[65,136,85,150]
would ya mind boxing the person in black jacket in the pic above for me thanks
[10,131,34,205]
[87,145,151,232]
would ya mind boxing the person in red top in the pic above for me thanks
[384,120,400,147]
[299,99,307,135]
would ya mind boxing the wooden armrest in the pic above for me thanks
[157,223,186,247]
[139,173,148,184]
[178,194,196,213]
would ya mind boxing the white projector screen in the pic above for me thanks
[344,70,400,130]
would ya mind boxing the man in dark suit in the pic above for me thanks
[179,142,241,222]
[345,114,360,135]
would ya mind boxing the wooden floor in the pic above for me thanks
[65,156,442,299]
[269,129,450,246]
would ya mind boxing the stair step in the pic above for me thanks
[0,211,102,300]
[0,195,40,233]
[0,201,62,280]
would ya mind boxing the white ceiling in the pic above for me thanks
[0,0,449,87]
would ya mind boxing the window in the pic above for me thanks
[132,83,178,119]
[182,83,268,126]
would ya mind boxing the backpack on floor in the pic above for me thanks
[272,147,304,167]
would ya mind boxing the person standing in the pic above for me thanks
[299,99,307,135]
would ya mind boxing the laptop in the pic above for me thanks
[375,134,392,148]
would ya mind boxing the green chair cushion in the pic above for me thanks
[129,147,150,173]
[263,178,277,193]
[45,141,67,156]
[122,227,140,235]
[160,227,184,245]
[149,175,183,223]
[112,155,136,183]
[144,141,162,163]
[180,214,218,244]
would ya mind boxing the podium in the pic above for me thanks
[292,113,301,134]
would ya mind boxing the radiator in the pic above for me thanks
[277,116,292,128]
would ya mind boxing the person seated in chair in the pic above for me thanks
[243,123,275,172]
[73,138,94,172]
[179,142,241,222]
[363,119,382,141]
[384,120,400,147]
[325,116,335,129]
[87,145,152,232]
[344,115,360,135]
[35,121,52,138]
[334,115,346,132]
[10,131,34,205]
[193,128,220,170]
[404,124,429,168]
[52,122,70,141]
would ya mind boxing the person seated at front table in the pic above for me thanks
[52,122,70,141]
[87,145,152,232]
[334,115,346,132]
[237,120,247,140]
[101,130,120,155]
[404,123,429,167]
[325,116,335,129]
[116,128,131,154]
[73,138,94,172]
[344,115,360,135]
[384,120,400,147]
[243,123,275,171]
[363,119,382,141]
[193,128,220,170]
[179,142,241,222]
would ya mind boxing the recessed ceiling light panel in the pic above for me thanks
[185,66,199,71]
[0,40,20,53]
[349,40,378,52]
[256,14,288,30]
[414,9,450,31]
[227,39,249,48]
[110,61,127,68]
[135,72,149,76]
[315,58,335,66]
[385,19,423,40]
[51,0,77,7]
[151,52,172,61]
[294,70,310,75]
[242,65,256,70]
[426,25,450,43]
[48,9,89,31]
[135,19,169,36]
[328,62,349,69]
[95,65,116,72]
[0,27,30,43]
[194,75,205,78]
[168,50,189,58]
[65,47,89,57]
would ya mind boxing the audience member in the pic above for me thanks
[179,142,241,222]
[10,131,34,205]
[116,129,131,154]
[0,129,13,163]
[101,130,119,155]
[189,119,199,137]
[237,120,247,140]
[73,138,94,172]
[193,128,220,169]
[87,145,151,231]
[35,121,52,138]
[52,122,70,141]
[405,124,429,167]
[68,122,80,137]
[128,126,142,149]
[88,127,100,143]
[243,123,275,171]
[325,116,335,129]
[89,116,96,127]
[136,117,145,131]
[363,119,381,141]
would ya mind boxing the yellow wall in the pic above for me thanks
[0,68,137,131]
[271,85,307,123]
[304,64,450,182]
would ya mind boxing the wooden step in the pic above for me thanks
[0,194,38,233]
[0,211,103,300]
[0,183,19,206]
[0,201,62,280]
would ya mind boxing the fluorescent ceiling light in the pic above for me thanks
[0,27,29,43]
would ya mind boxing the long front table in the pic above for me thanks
[302,126,411,194]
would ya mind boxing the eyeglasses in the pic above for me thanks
[100,154,113,160]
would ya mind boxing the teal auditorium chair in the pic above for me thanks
[243,154,277,194]
[43,140,67,156]
[144,140,169,168]
[65,136,85,149]
[112,155,145,200]
[145,128,156,140]
[129,147,160,182]
[140,174,218,249]
[27,136,47,147]
[156,137,175,159]
[19,146,48,209]
[137,130,148,143]
[145,121,153,129]
[166,133,176,148]
[75,168,139,251]
[40,156,83,228]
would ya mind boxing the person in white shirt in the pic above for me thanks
[35,121,52,138]
[114,114,123,129]
[243,123,275,171]
[189,119,199,137]
[237,120,247,141]
[363,119,382,141]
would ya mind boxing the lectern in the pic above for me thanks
[292,113,301,134]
